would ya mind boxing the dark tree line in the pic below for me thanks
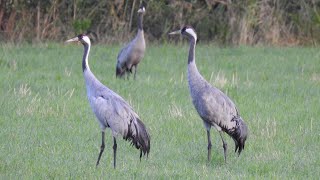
[1,0,320,45]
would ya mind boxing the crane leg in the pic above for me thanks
[219,131,227,163]
[207,130,212,162]
[126,70,130,80]
[140,150,142,161]
[133,65,138,80]
[96,131,105,167]
[113,137,117,169]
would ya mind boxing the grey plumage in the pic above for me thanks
[116,2,146,79]
[66,34,150,168]
[169,26,248,163]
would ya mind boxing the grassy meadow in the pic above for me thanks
[0,42,319,178]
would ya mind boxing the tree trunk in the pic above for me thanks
[36,1,40,42]
[129,0,136,32]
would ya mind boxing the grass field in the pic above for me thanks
[0,42,319,178]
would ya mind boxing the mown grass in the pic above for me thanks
[0,42,319,179]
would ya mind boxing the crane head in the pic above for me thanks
[65,34,91,46]
[138,1,146,14]
[169,26,198,43]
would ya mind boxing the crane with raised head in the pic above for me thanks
[116,1,146,79]
[65,34,150,168]
[169,26,248,163]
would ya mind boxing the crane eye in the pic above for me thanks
[181,27,187,33]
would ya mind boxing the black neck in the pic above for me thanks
[138,13,143,30]
[82,44,89,72]
[188,38,196,64]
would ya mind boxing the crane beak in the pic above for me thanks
[65,37,79,44]
[168,30,181,35]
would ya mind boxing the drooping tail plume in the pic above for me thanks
[124,117,150,158]
[229,117,248,156]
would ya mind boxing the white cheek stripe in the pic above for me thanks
[83,36,91,46]
[185,28,197,41]
[83,36,91,70]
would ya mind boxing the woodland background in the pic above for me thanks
[1,0,320,46]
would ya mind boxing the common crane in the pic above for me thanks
[169,26,248,163]
[65,34,150,168]
[116,2,146,79]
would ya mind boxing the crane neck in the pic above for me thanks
[138,13,144,31]
[188,38,196,64]
[187,37,207,94]
[82,43,91,72]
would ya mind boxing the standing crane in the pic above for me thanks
[169,26,248,163]
[116,2,146,79]
[65,34,150,168]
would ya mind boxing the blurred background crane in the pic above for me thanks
[116,1,146,79]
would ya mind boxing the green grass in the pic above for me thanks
[0,43,319,178]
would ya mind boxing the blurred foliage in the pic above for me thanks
[73,19,91,34]
[0,0,320,45]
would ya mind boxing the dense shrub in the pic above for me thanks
[0,0,319,45]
